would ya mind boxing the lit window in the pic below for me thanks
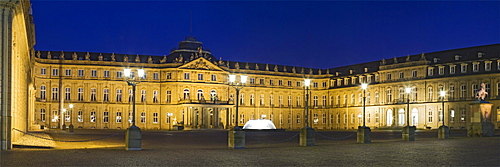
[116,112,122,123]
[153,113,158,123]
[90,111,96,123]
[78,110,83,122]
[103,111,109,123]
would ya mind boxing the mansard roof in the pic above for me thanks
[328,43,500,77]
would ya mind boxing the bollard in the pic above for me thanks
[300,127,315,146]
[125,125,142,150]
[228,129,245,149]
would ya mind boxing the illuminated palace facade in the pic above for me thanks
[30,38,500,131]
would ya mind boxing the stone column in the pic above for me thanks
[0,0,16,150]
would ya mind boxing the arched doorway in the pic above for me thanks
[398,109,405,126]
[386,109,393,126]
[412,108,419,127]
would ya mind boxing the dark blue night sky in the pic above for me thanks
[31,1,499,69]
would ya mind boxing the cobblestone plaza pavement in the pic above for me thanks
[1,129,499,166]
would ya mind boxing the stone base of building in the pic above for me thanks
[300,127,315,146]
[402,126,415,141]
[357,126,371,143]
[467,122,494,137]
[228,130,245,149]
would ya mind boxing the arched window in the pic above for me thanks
[183,88,190,100]
[210,90,217,101]
[40,85,46,100]
[197,89,204,100]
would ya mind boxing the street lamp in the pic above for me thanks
[405,87,411,126]
[228,74,247,149]
[438,90,449,139]
[124,68,144,150]
[361,83,368,127]
[300,78,315,146]
[304,79,311,127]
[357,83,371,143]
[228,74,247,130]
[61,108,67,130]
[68,104,74,132]
[403,87,415,141]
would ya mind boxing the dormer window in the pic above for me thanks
[344,78,349,85]
[433,58,440,63]
[428,67,434,76]
[337,79,342,86]
[438,66,444,75]
[472,62,479,72]
[485,61,492,71]
[386,73,392,80]
[349,70,353,74]
[450,65,456,74]
[454,55,461,61]
[461,63,467,73]
[364,68,368,73]
[477,52,484,58]
[399,72,404,79]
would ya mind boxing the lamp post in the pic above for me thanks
[61,108,67,130]
[228,74,247,130]
[124,68,144,150]
[304,79,311,128]
[357,83,371,143]
[300,79,315,146]
[438,90,449,139]
[228,74,247,149]
[68,104,74,132]
[403,87,415,141]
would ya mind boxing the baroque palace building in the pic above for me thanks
[31,37,500,131]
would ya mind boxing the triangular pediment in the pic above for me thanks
[179,57,224,71]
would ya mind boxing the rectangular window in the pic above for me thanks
[399,72,404,79]
[116,112,122,123]
[104,70,110,78]
[461,64,467,73]
[103,88,109,102]
[166,72,172,79]
[322,82,327,88]
[428,110,433,123]
[52,110,58,122]
[386,73,391,80]
[41,68,46,75]
[141,112,146,123]
[473,62,479,72]
[412,70,417,78]
[65,88,71,100]
[450,66,456,74]
[166,90,172,103]
[278,80,283,86]
[78,70,84,77]
[296,115,301,123]
[211,74,217,81]
[485,61,492,71]
[438,67,444,75]
[460,85,466,99]
[153,72,159,80]
[65,69,71,76]
[90,111,96,123]
[313,82,318,88]
[116,71,122,78]
[296,81,301,87]
[260,79,265,85]
[91,70,97,77]
[269,79,274,86]
[428,68,434,76]
[52,87,58,101]
[153,90,158,103]
[184,72,190,80]
[250,78,255,84]
[153,113,158,123]
[116,89,122,102]
[103,111,109,123]
[40,109,46,122]
[141,90,146,103]
[52,69,58,76]
[90,88,97,101]
[198,73,203,80]
[78,110,83,122]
